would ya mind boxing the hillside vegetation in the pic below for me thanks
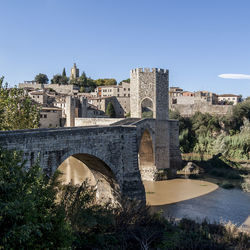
[170,99,250,160]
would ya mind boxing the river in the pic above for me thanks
[58,157,250,231]
[144,179,250,231]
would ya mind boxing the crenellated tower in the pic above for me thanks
[130,68,169,119]
[130,68,170,174]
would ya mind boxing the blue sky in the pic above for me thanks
[1,0,250,96]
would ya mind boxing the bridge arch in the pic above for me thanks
[138,128,156,181]
[58,152,120,204]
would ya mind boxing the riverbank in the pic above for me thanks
[181,153,250,192]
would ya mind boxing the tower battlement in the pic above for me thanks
[130,67,169,120]
[130,68,168,75]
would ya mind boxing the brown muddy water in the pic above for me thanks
[145,180,250,232]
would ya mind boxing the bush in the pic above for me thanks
[221,183,235,189]
[0,149,72,249]
[106,102,116,118]
[209,168,227,177]
[226,172,242,180]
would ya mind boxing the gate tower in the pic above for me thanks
[130,68,170,172]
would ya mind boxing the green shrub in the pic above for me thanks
[226,172,242,180]
[0,149,73,249]
[221,183,235,189]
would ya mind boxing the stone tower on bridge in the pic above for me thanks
[130,68,171,178]
[130,68,169,119]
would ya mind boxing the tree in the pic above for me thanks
[119,78,130,85]
[95,78,117,86]
[51,74,62,84]
[51,74,68,85]
[0,149,73,249]
[0,76,4,88]
[62,67,66,77]
[0,81,40,130]
[34,73,49,84]
[78,72,87,88]
[106,102,116,118]
[71,72,97,92]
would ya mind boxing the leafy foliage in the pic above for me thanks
[71,72,97,92]
[106,102,116,118]
[173,100,250,160]
[59,182,166,249]
[0,149,72,249]
[95,78,117,86]
[0,82,40,130]
[160,218,249,250]
[119,78,130,85]
[51,74,68,85]
[34,73,49,84]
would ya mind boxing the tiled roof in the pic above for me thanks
[218,94,240,97]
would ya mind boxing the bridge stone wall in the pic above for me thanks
[0,126,145,201]
[168,120,182,175]
[75,118,123,126]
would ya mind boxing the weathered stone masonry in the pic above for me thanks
[0,126,145,201]
[130,68,181,178]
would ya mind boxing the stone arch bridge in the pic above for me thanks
[0,118,181,201]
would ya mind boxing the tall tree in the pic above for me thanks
[106,102,116,118]
[51,74,68,85]
[34,73,49,84]
[0,76,4,88]
[62,67,66,77]
[51,74,62,84]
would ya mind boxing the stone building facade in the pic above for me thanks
[94,82,130,98]
[218,94,241,105]
[28,90,48,105]
[39,107,62,128]
[88,96,129,118]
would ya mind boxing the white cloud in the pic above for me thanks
[218,74,250,79]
